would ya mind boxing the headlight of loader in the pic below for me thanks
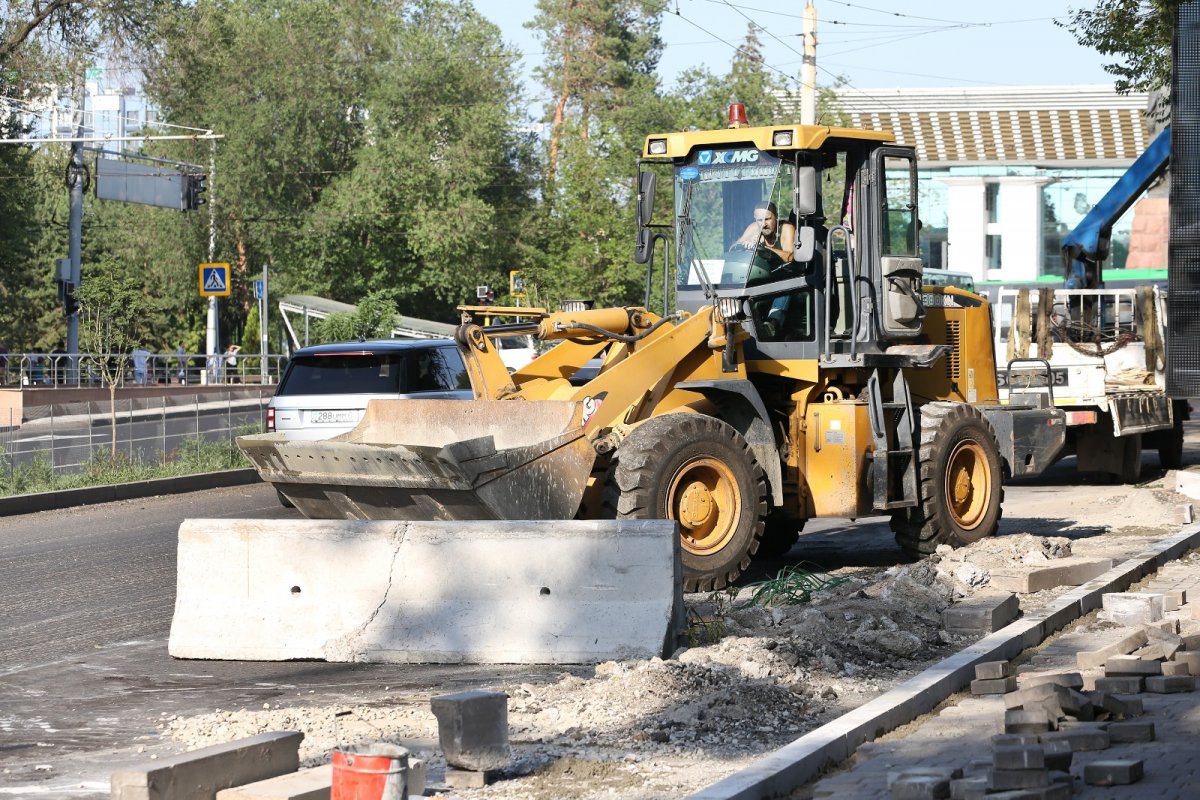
[647,138,668,155]
[716,297,745,322]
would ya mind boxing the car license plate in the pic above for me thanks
[309,410,357,424]
[998,367,1068,389]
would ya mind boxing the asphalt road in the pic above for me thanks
[0,484,586,795]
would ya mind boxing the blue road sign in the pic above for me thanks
[199,263,231,297]
[254,279,264,299]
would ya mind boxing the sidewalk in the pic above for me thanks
[808,549,1200,799]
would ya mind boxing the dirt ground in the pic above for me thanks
[166,473,1193,799]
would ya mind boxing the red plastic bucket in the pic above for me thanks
[331,744,409,800]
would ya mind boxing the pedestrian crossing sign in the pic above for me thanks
[199,262,231,297]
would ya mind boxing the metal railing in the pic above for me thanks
[1,390,269,488]
[0,351,288,388]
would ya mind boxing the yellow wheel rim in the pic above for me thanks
[668,457,741,556]
[944,439,991,530]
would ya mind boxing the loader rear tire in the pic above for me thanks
[891,403,1003,558]
[604,414,767,592]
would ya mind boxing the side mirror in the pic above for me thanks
[794,225,815,263]
[634,170,657,264]
[636,170,656,227]
[634,226,652,264]
[794,166,817,216]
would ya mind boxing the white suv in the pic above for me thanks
[267,339,471,441]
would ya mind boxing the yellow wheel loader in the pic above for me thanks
[239,106,1066,592]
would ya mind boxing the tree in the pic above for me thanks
[1059,0,1183,94]
[74,260,153,462]
[315,289,400,342]
[145,0,531,325]
[525,0,669,308]
[0,0,170,64]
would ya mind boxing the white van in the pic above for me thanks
[267,339,471,441]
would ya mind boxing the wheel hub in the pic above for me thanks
[678,481,715,528]
[945,439,990,530]
[668,456,741,555]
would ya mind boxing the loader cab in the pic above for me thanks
[643,121,924,366]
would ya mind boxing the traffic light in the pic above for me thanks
[185,172,208,211]
[59,281,79,316]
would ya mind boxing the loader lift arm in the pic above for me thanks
[1062,127,1170,289]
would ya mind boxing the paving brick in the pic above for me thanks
[1182,632,1200,650]
[991,734,1041,747]
[1104,656,1162,676]
[1107,719,1156,742]
[444,766,500,789]
[1033,784,1072,800]
[1083,759,1144,786]
[1058,689,1095,721]
[1004,682,1067,710]
[1144,674,1196,692]
[990,559,1113,593]
[1163,588,1185,611]
[1162,660,1190,675]
[1086,691,1143,718]
[1101,592,1164,625]
[989,768,1049,791]
[430,690,509,771]
[994,745,1045,770]
[111,732,304,800]
[949,776,987,799]
[886,768,963,788]
[1093,675,1144,693]
[1149,618,1181,634]
[1131,641,1177,661]
[971,676,1017,695]
[1076,630,1148,669]
[1145,624,1185,649]
[1023,672,1083,690]
[975,661,1009,680]
[1040,726,1110,752]
[943,593,1020,633]
[1005,709,1053,734]
[1174,650,1200,674]
[1041,739,1072,771]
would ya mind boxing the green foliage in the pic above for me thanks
[743,564,847,607]
[74,260,154,383]
[315,288,399,342]
[1059,0,1183,94]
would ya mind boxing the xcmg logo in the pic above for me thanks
[696,149,759,166]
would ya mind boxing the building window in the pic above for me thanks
[986,234,1002,270]
[985,182,1000,224]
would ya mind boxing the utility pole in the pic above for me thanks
[204,140,219,382]
[65,77,86,381]
[801,0,818,126]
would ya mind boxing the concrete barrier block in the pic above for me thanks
[169,519,682,664]
[111,731,302,800]
[1083,759,1143,786]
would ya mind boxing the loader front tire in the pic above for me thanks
[604,414,767,592]
[891,403,1003,557]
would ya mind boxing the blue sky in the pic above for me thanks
[476,0,1117,94]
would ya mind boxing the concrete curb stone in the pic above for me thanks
[0,468,260,517]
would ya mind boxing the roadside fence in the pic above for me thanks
[0,390,270,491]
[0,351,288,388]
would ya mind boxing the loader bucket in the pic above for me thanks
[238,399,596,522]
